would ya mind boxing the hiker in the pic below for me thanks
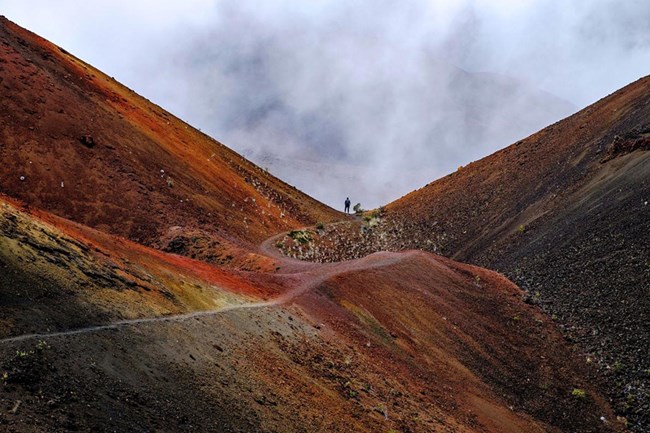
[344,197,351,214]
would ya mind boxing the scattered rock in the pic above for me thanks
[79,134,94,148]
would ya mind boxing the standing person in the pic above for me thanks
[344,197,351,214]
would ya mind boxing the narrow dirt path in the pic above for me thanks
[0,300,277,345]
[0,268,322,345]
[0,235,411,346]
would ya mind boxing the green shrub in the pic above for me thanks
[288,230,312,244]
[572,388,586,399]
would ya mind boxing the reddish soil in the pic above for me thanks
[0,16,341,256]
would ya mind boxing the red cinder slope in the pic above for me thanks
[0,17,340,254]
[0,194,282,339]
[287,251,621,433]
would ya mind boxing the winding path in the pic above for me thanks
[0,300,278,345]
[0,228,409,346]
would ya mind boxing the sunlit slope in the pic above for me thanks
[0,17,340,254]
[0,195,274,339]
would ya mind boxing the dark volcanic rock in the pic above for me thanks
[300,75,650,432]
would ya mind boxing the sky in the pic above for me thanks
[3,0,650,208]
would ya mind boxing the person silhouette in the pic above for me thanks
[344,197,351,214]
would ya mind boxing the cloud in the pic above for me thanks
[3,1,650,207]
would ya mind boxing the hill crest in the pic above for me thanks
[0,16,340,259]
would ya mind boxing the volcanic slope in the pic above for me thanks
[0,197,622,432]
[0,16,340,263]
[0,16,627,433]
[311,75,650,430]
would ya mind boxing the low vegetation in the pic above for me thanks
[572,389,587,399]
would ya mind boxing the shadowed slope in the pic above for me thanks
[334,75,650,429]
[0,17,340,257]
[386,76,650,262]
